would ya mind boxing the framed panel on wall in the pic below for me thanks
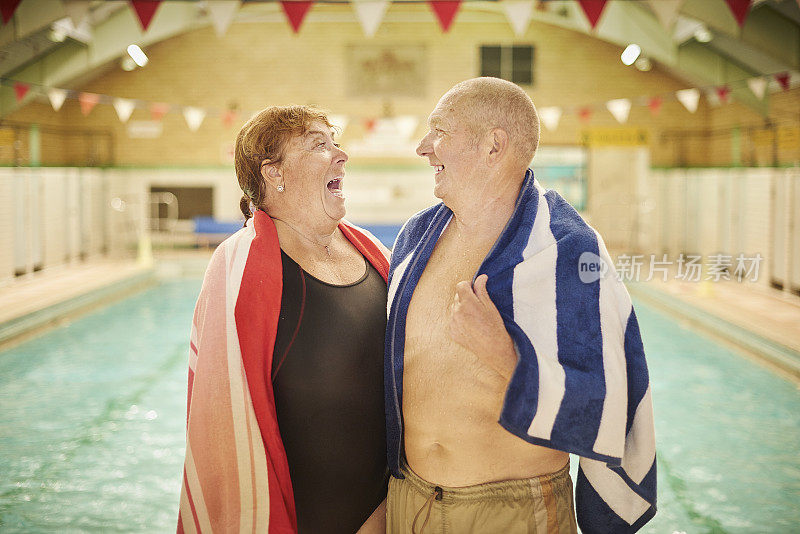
[346,45,427,97]
[479,45,535,86]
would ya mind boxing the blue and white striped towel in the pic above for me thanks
[385,169,657,533]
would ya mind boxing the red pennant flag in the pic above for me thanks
[79,92,100,116]
[280,1,314,33]
[150,102,170,121]
[579,107,592,123]
[0,0,21,24]
[130,1,162,32]
[13,82,29,102]
[428,1,461,33]
[648,96,663,117]
[775,72,790,91]
[716,86,731,103]
[724,0,752,28]
[578,0,608,30]
[221,109,238,129]
[364,118,376,133]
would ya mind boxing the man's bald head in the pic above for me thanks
[438,77,540,170]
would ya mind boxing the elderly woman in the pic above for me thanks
[177,106,389,533]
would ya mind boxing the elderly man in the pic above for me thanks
[385,77,657,533]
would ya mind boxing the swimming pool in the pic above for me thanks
[0,279,798,533]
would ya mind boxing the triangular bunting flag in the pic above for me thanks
[606,98,631,123]
[0,0,21,24]
[747,77,766,99]
[393,116,419,141]
[79,92,100,116]
[775,72,790,91]
[130,1,162,32]
[280,1,314,33]
[428,1,461,33]
[676,88,700,113]
[221,109,239,129]
[648,96,662,117]
[63,0,91,27]
[329,114,349,135]
[538,106,562,131]
[579,107,592,123]
[716,86,730,104]
[48,88,68,111]
[13,82,29,102]
[353,0,389,38]
[503,1,534,37]
[183,107,206,132]
[207,1,240,37]
[577,0,608,30]
[724,0,752,28]
[364,118,377,133]
[113,98,136,122]
[646,0,683,30]
[150,102,170,121]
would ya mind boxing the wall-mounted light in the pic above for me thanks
[621,44,641,66]
[127,45,148,67]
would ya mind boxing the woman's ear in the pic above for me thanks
[260,159,283,189]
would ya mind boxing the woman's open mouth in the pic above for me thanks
[326,177,344,198]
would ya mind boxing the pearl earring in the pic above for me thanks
[276,184,284,192]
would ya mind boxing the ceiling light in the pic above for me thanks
[621,44,641,66]
[634,57,652,71]
[127,44,148,67]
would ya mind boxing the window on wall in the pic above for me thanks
[479,45,534,86]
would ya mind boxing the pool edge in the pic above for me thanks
[627,282,800,384]
[0,269,158,351]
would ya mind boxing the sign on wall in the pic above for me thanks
[346,45,427,97]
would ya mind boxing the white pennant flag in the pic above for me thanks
[183,107,206,131]
[647,0,683,30]
[676,88,700,113]
[747,77,767,100]
[606,98,631,123]
[393,115,419,140]
[113,98,136,122]
[353,1,389,38]
[48,88,67,111]
[329,114,349,135]
[207,1,240,37]
[503,1,534,37]
[538,106,562,131]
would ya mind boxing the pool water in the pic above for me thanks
[0,279,798,533]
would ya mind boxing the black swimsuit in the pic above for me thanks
[272,250,389,534]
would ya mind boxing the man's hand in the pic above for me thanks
[448,274,518,381]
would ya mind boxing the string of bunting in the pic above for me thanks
[2,70,796,135]
[0,0,775,38]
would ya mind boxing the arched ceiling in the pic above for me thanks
[1,0,798,118]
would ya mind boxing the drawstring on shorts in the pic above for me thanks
[411,485,443,534]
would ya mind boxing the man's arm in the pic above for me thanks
[449,274,517,381]
[356,499,386,534]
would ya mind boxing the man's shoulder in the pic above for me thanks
[539,188,599,252]
[392,203,445,256]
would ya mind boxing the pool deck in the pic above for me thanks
[0,260,156,349]
[629,277,800,384]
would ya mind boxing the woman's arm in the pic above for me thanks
[356,499,386,534]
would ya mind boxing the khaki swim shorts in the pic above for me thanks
[387,461,578,534]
